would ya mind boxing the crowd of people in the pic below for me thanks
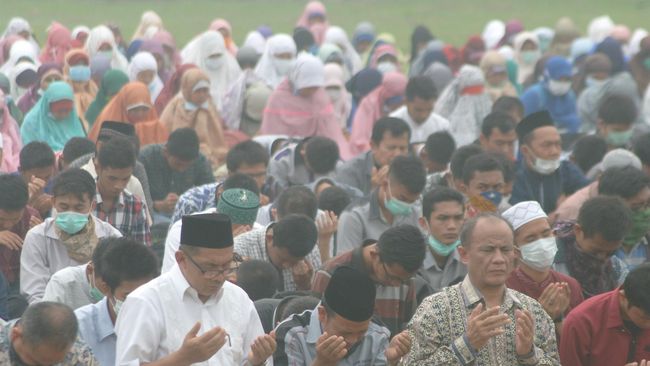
[0,2,650,365]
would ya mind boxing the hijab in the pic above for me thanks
[324,63,352,128]
[154,63,197,115]
[128,51,163,102]
[630,36,650,95]
[345,67,383,103]
[254,34,297,89]
[0,39,38,75]
[39,22,71,65]
[573,53,612,96]
[85,25,129,72]
[64,49,98,131]
[514,32,540,84]
[423,62,454,94]
[540,56,580,135]
[85,69,130,128]
[90,53,112,86]
[243,31,266,56]
[499,20,524,47]
[479,51,518,101]
[482,20,506,50]
[1,18,39,55]
[461,36,486,66]
[296,1,329,45]
[548,17,581,57]
[0,90,22,172]
[570,37,595,63]
[132,11,163,41]
[210,19,238,56]
[595,37,626,75]
[588,16,615,44]
[17,63,62,115]
[139,39,168,80]
[325,26,363,76]
[21,81,86,151]
[409,41,446,77]
[152,30,182,77]
[9,61,38,101]
[410,26,435,63]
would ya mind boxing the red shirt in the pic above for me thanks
[560,289,650,366]
[506,267,584,316]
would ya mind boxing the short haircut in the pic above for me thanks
[20,302,78,350]
[490,152,515,183]
[492,95,524,120]
[226,140,269,172]
[481,111,516,138]
[462,153,504,185]
[633,132,650,167]
[305,137,339,174]
[371,117,410,145]
[450,144,483,180]
[572,135,608,173]
[97,136,136,169]
[598,166,650,199]
[0,174,28,211]
[90,237,112,276]
[19,141,55,171]
[62,137,96,164]
[98,237,158,291]
[422,187,464,220]
[405,76,437,101]
[623,263,650,315]
[276,186,318,220]
[425,130,456,165]
[52,168,96,201]
[389,155,426,194]
[318,186,351,217]
[577,196,631,241]
[460,212,513,247]
[376,224,426,272]
[272,214,318,258]
[236,260,280,301]
[598,94,637,126]
[166,128,199,161]
[222,173,260,195]
[279,295,321,321]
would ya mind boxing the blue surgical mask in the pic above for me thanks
[606,129,633,147]
[184,100,209,111]
[428,235,461,257]
[55,211,89,235]
[480,191,502,208]
[69,65,91,82]
[384,182,413,216]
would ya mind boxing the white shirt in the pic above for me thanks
[390,105,450,143]
[42,264,95,310]
[115,264,271,366]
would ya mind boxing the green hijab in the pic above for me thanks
[85,69,129,128]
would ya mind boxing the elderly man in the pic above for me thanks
[404,213,560,365]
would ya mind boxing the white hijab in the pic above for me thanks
[514,32,540,84]
[1,17,40,54]
[128,52,164,102]
[324,26,362,76]
[132,11,163,41]
[243,31,266,55]
[482,20,506,50]
[588,16,615,44]
[0,39,39,75]
[85,25,129,72]
[254,34,297,89]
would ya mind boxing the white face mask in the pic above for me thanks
[326,88,341,102]
[547,79,572,96]
[376,61,397,74]
[205,56,224,71]
[585,76,607,88]
[532,155,561,175]
[519,236,558,271]
[273,58,293,76]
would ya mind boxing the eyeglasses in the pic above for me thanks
[184,252,242,280]
[381,262,412,285]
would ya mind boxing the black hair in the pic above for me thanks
[460,212,513,247]
[318,186,351,217]
[450,144,483,180]
[598,94,637,126]
[572,135,608,174]
[0,174,28,211]
[272,214,318,258]
[490,152,515,183]
[491,96,524,120]
[19,141,55,171]
[236,260,280,301]
[20,302,78,350]
[405,76,437,101]
[623,263,650,315]
[425,130,456,165]
[305,137,339,174]
[462,153,504,185]
[633,132,650,167]
[278,295,321,321]
[481,111,516,138]
[166,128,199,161]
[90,238,112,276]
[62,137,96,164]
[422,187,464,220]
[98,237,159,291]
[222,173,260,196]
[598,166,650,199]
[52,168,96,201]
[577,196,631,241]
[276,186,317,220]
[371,117,410,145]
[97,136,135,169]
[389,155,426,194]
[226,140,269,172]
[376,225,426,273]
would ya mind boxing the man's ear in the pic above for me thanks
[457,245,469,265]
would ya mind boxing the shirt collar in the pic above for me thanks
[94,297,116,341]
[306,308,322,344]
[44,215,100,240]
[169,263,225,305]
[368,190,382,220]
[95,190,125,207]
[606,288,624,329]
[423,248,460,271]
[459,275,522,310]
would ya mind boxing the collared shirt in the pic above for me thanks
[273,308,391,366]
[560,289,650,365]
[0,319,98,365]
[269,143,321,189]
[336,190,421,255]
[416,248,467,297]
[169,182,219,225]
[390,106,450,143]
[335,150,375,197]
[42,264,95,310]
[311,248,417,337]
[115,264,270,366]
[0,206,39,286]
[75,297,116,366]
[404,276,560,365]
[554,181,599,223]
[614,238,649,271]
[234,225,322,292]
[93,190,151,246]
[20,216,121,304]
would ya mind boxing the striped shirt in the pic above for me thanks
[93,190,151,246]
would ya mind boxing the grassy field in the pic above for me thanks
[2,0,650,51]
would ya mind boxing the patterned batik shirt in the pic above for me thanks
[403,275,560,365]
[169,182,219,225]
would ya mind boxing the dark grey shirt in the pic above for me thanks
[335,151,375,197]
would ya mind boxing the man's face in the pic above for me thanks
[598,122,633,148]
[380,178,421,207]
[96,164,133,200]
[234,162,267,190]
[164,149,194,172]
[423,201,464,245]
[176,246,234,298]
[22,166,54,183]
[575,226,621,262]
[624,187,650,212]
[465,170,505,198]
[0,208,24,231]
[406,96,435,124]
[53,193,92,215]
[266,229,302,269]
[522,126,562,166]
[480,129,517,161]
[368,246,414,287]
[620,291,650,329]
[111,277,153,304]
[10,327,72,366]
[514,218,553,247]
[318,306,370,352]
[371,132,409,167]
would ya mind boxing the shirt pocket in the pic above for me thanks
[227,335,244,364]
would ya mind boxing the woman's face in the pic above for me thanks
[190,87,210,105]
[298,86,319,98]
[377,54,398,64]
[40,70,63,91]
[274,52,294,60]
[49,103,72,121]
[126,105,150,123]
[98,43,113,52]
[217,28,230,39]
[521,40,538,52]
[486,70,507,87]
[137,70,155,85]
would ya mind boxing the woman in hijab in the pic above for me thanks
[588,16,615,44]
[324,63,352,130]
[160,68,227,166]
[296,1,329,45]
[152,30,182,80]
[352,22,375,63]
[154,64,197,114]
[325,26,363,76]
[139,39,169,82]
[88,82,168,146]
[293,27,316,54]
[0,74,23,125]
[460,36,486,66]
[85,25,129,72]
[572,53,612,96]
[345,68,382,129]
[482,20,505,50]
[548,17,581,57]
[318,44,345,68]
[254,34,297,89]
[9,61,38,102]
[349,71,407,155]
[131,11,164,42]
[423,62,454,94]
[17,63,63,114]
[64,49,98,131]
[410,26,435,65]
[1,17,39,55]
[128,51,163,103]
[85,69,129,128]
[369,43,401,74]
[21,81,86,150]
[514,32,541,85]
[209,19,238,56]
[260,54,351,159]
[0,90,22,172]
[71,26,90,48]
[479,51,518,101]
[243,31,266,56]
[410,42,446,77]
[39,22,71,65]
[181,31,242,109]
[90,53,112,86]
[0,39,38,75]
[498,20,524,48]
[629,36,650,96]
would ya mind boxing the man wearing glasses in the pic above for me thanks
[115,213,276,366]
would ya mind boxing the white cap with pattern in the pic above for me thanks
[501,201,547,231]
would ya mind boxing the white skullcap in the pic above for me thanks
[502,201,547,231]
[602,149,642,171]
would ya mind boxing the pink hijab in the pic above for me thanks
[209,19,238,56]
[296,1,329,45]
[370,43,400,68]
[0,90,22,172]
[349,72,407,156]
[39,22,72,64]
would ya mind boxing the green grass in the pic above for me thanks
[2,0,650,51]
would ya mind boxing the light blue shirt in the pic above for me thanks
[74,297,116,366]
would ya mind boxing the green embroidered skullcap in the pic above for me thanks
[217,188,260,225]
